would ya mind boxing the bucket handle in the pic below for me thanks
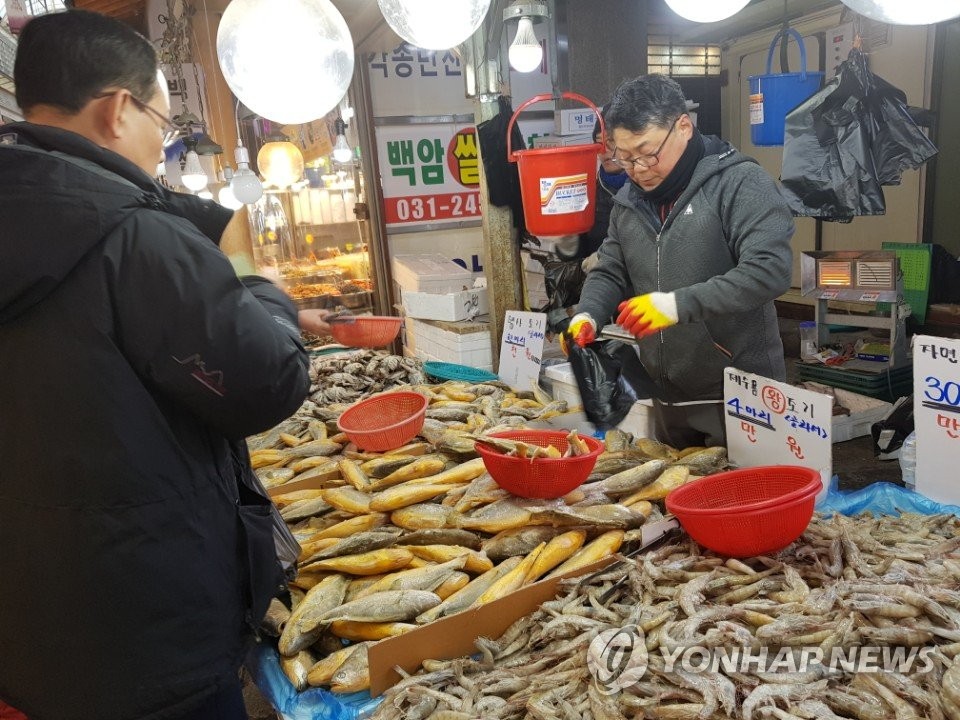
[506,92,605,162]
[765,27,808,81]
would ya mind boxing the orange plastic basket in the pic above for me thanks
[474,430,603,499]
[329,316,402,348]
[665,466,822,557]
[336,391,427,452]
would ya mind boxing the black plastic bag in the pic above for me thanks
[780,56,884,221]
[566,335,670,432]
[780,48,937,222]
[476,95,526,230]
[543,257,586,311]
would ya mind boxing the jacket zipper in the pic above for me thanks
[656,230,666,392]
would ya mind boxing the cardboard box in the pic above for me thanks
[392,254,474,294]
[555,107,597,136]
[401,287,489,322]
[367,556,616,696]
[531,133,594,149]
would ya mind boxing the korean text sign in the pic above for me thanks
[914,335,960,504]
[498,312,547,390]
[375,123,481,228]
[723,368,832,494]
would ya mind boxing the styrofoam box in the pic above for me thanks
[407,318,492,370]
[544,362,656,439]
[392,254,474,294]
[830,388,893,444]
[401,287,489,322]
[521,251,546,274]
[555,108,597,136]
[525,271,547,292]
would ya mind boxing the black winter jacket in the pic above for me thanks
[0,123,311,720]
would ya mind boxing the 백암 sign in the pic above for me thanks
[376,122,481,227]
[498,311,547,391]
[723,368,832,496]
[913,335,960,504]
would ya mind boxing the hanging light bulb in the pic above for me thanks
[218,0,354,125]
[838,0,960,24]
[231,142,264,204]
[180,138,209,192]
[257,138,305,189]
[218,168,245,210]
[376,0,491,50]
[508,17,542,73]
[197,190,214,200]
[332,117,353,164]
[663,0,751,23]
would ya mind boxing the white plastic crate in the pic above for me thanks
[830,388,893,444]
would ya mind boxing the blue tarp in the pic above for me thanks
[816,474,960,516]
[250,476,960,719]
[247,644,382,720]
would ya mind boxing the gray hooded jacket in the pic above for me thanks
[576,136,794,403]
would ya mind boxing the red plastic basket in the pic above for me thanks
[329,316,402,348]
[336,391,427,452]
[474,430,603,499]
[665,465,822,557]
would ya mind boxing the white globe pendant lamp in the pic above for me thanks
[376,0,492,50]
[663,0,751,23]
[217,0,354,125]
[838,0,960,24]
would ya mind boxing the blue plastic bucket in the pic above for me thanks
[748,28,824,146]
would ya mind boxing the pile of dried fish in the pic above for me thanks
[244,381,728,696]
[309,351,427,405]
[371,512,960,719]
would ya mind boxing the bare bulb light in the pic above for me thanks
[376,0,491,50]
[257,140,305,189]
[218,0,354,124]
[332,117,353,163]
[180,150,209,192]
[508,17,542,73]
[231,144,264,205]
[663,0,751,22]
[839,0,960,24]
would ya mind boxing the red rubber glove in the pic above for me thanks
[616,292,678,339]
[560,313,597,356]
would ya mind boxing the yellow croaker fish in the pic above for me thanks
[599,458,671,496]
[544,530,624,579]
[416,556,524,624]
[369,482,457,512]
[329,620,416,642]
[278,574,350,656]
[321,486,373,515]
[523,530,587,583]
[300,548,414,576]
[306,645,362,688]
[620,466,691,504]
[279,649,315,691]
[474,543,546,606]
[456,499,533,534]
[404,545,493,574]
[391,503,456,530]
[320,589,442,624]
[366,456,447,491]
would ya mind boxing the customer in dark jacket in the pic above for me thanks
[564,75,794,447]
[0,10,310,720]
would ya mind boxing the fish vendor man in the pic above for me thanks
[562,74,794,449]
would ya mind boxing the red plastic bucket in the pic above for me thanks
[507,92,605,237]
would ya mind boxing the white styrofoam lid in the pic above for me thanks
[392,254,472,278]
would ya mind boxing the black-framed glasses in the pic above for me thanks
[611,115,682,170]
[93,90,179,147]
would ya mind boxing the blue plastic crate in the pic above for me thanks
[423,361,498,383]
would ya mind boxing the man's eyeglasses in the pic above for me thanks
[611,115,682,170]
[93,91,179,147]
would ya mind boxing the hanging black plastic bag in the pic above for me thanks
[848,49,939,185]
[780,55,884,222]
[477,95,526,230]
[543,257,587,312]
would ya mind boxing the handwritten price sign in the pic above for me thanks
[724,368,832,498]
[914,335,960,504]
[498,311,547,390]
